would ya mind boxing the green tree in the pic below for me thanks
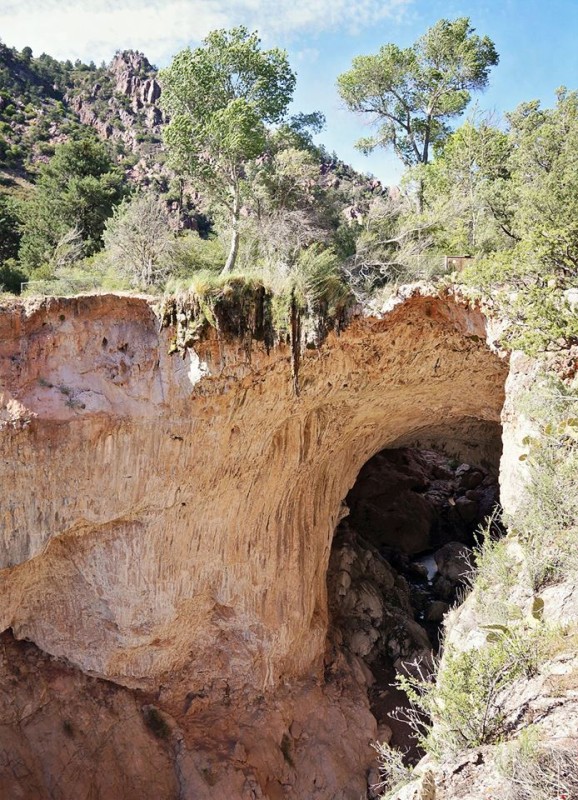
[160,27,296,274]
[18,137,127,273]
[461,90,578,353]
[240,146,327,273]
[337,17,498,168]
[419,115,512,254]
[506,89,578,275]
[0,193,21,263]
[102,192,176,288]
[273,111,326,153]
[0,193,25,293]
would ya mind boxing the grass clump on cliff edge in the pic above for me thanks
[496,726,578,800]
[161,254,352,393]
[160,272,275,353]
[267,246,351,333]
[162,250,351,350]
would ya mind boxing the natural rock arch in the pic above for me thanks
[0,291,507,696]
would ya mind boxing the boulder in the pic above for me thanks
[346,449,439,554]
[425,601,449,624]
[434,542,473,583]
[455,495,478,523]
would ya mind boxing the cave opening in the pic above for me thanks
[325,431,502,763]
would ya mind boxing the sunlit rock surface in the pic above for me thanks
[0,289,508,798]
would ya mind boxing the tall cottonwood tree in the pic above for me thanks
[337,17,499,168]
[160,27,296,274]
[420,115,512,253]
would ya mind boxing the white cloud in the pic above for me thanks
[0,0,412,65]
[293,47,320,65]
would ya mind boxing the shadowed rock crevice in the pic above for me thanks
[325,444,501,772]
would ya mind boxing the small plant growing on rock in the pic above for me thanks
[396,622,551,758]
[470,512,519,622]
[142,705,170,740]
[496,726,578,800]
[372,741,414,799]
[512,380,578,590]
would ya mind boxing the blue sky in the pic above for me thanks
[1,0,577,184]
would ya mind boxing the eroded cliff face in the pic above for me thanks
[0,289,508,798]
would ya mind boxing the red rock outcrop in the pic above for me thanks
[0,289,508,798]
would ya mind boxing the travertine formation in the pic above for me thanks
[0,289,508,798]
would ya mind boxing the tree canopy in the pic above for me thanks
[160,27,296,273]
[337,17,499,166]
[18,137,127,274]
[102,191,176,288]
[0,193,20,264]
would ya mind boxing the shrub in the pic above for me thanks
[372,741,414,799]
[397,622,551,758]
[512,379,578,590]
[170,231,226,277]
[0,259,26,294]
[102,191,176,288]
[472,519,522,623]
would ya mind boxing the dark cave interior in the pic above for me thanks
[325,445,502,761]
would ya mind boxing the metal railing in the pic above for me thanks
[20,278,102,296]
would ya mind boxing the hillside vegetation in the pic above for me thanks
[0,19,576,358]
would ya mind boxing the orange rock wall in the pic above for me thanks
[0,292,507,694]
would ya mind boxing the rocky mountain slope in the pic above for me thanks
[0,41,378,223]
[0,44,162,174]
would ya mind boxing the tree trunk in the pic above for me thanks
[222,227,239,274]
[221,187,240,275]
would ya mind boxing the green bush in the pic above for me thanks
[512,379,578,589]
[397,620,552,758]
[0,260,26,293]
[472,529,520,624]
[170,231,226,277]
